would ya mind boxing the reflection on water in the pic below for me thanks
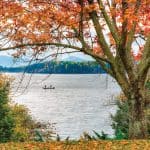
[10,73,121,139]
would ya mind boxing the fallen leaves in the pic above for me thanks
[0,140,149,150]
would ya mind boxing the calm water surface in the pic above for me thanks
[10,74,121,139]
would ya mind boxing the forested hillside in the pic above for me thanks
[0,61,106,74]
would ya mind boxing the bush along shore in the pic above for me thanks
[0,74,56,143]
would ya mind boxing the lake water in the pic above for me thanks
[10,73,121,139]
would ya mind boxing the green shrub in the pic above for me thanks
[80,130,109,141]
[0,74,55,142]
[10,104,35,142]
[145,80,150,90]
[111,101,129,139]
[10,104,55,142]
[111,79,150,140]
[0,75,15,142]
[111,101,150,139]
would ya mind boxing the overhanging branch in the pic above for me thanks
[0,42,82,52]
[0,41,111,65]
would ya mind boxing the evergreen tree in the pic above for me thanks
[0,75,15,142]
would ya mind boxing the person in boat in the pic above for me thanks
[43,85,55,89]
[50,85,55,89]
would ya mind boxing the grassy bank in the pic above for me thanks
[0,140,150,150]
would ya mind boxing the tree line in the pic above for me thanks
[0,61,106,74]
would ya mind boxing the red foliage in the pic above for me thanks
[0,0,149,60]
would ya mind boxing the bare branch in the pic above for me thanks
[88,9,115,62]
[97,0,119,44]
[138,35,150,81]
[0,42,82,51]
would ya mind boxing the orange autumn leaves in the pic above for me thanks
[0,0,149,35]
[0,140,150,150]
[0,0,149,61]
[111,0,150,35]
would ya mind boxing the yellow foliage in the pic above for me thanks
[0,74,12,87]
[117,93,127,102]
[10,104,37,142]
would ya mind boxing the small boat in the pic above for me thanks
[43,85,55,89]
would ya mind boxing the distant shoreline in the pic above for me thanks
[3,72,107,75]
[0,61,108,74]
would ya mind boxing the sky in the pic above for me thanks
[0,49,95,67]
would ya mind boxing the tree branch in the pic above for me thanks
[88,10,115,62]
[116,1,138,83]
[126,0,141,51]
[138,35,150,82]
[0,42,82,51]
[97,0,119,44]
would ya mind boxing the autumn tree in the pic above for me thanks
[0,0,149,139]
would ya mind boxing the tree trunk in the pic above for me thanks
[127,86,148,139]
